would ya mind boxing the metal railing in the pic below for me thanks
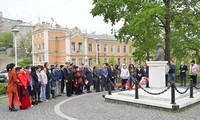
[107,77,199,105]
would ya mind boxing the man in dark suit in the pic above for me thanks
[108,64,116,91]
[180,61,188,87]
[63,62,73,97]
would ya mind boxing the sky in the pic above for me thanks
[0,0,122,35]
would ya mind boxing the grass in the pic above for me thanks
[0,83,7,95]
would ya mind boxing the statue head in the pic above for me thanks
[157,43,163,50]
[155,43,165,61]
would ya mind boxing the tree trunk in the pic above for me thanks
[165,0,171,63]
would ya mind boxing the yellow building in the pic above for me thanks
[32,25,134,66]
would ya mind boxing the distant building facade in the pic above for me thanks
[32,25,134,66]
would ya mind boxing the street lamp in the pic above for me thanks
[94,38,99,65]
[12,28,19,67]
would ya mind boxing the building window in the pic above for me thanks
[89,58,93,67]
[117,45,120,53]
[72,58,76,65]
[78,42,82,52]
[104,44,107,53]
[71,42,76,52]
[111,45,114,53]
[118,58,120,65]
[79,58,83,65]
[124,45,127,53]
[97,44,100,52]
[88,43,92,52]
[104,58,107,63]
[124,58,126,64]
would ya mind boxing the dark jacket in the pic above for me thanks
[55,69,63,80]
[108,68,116,79]
[63,68,73,81]
[93,68,101,80]
[82,67,93,85]
[142,68,149,77]
[180,64,187,77]
[50,72,58,88]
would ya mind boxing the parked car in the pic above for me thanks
[0,69,8,82]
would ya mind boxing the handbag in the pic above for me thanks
[22,89,29,96]
[116,82,122,87]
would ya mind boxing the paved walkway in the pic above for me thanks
[0,91,200,120]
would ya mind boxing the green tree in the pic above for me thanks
[91,0,200,63]
[18,31,32,55]
[0,32,13,48]
[108,55,117,66]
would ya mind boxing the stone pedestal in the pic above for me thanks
[146,61,168,88]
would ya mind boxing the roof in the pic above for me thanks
[87,34,117,41]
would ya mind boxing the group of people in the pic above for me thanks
[5,61,150,112]
[5,59,199,112]
[165,60,199,87]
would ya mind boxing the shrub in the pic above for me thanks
[0,83,7,95]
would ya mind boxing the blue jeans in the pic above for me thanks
[169,74,175,84]
[41,84,46,100]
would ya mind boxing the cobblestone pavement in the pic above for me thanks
[1,90,200,120]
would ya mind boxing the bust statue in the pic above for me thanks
[155,43,165,61]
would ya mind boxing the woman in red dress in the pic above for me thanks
[6,63,21,111]
[16,67,31,110]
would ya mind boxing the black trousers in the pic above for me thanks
[165,74,168,87]
[61,78,65,93]
[191,75,197,85]
[66,80,72,96]
[38,82,41,101]
[95,78,100,92]
[46,79,51,99]
[110,78,115,90]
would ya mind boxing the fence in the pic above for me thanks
[107,77,199,105]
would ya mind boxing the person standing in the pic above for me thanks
[190,60,199,86]
[128,64,135,88]
[63,62,73,97]
[82,64,93,93]
[73,66,83,95]
[30,66,39,104]
[93,66,101,92]
[17,67,31,110]
[50,67,58,98]
[120,64,130,90]
[60,65,65,94]
[142,65,149,88]
[101,63,108,91]
[40,66,48,101]
[179,61,188,87]
[136,65,143,82]
[108,64,115,91]
[115,65,121,89]
[44,62,51,100]
[36,65,42,102]
[6,63,21,111]
[55,64,62,96]
[169,60,176,83]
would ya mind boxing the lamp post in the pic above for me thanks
[12,29,19,67]
[95,38,99,65]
